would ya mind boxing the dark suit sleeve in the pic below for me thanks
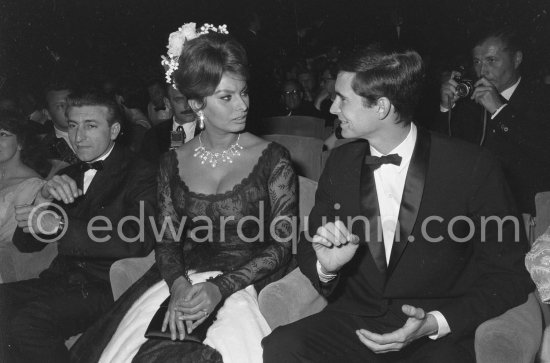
[438,151,534,338]
[12,228,49,252]
[491,97,550,166]
[297,150,340,296]
[55,161,157,260]
[138,127,161,164]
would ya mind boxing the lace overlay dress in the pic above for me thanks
[93,142,297,363]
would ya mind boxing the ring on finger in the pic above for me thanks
[202,309,208,317]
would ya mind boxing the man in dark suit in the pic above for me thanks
[140,84,199,164]
[436,27,550,214]
[0,91,157,363]
[263,47,533,362]
[39,77,80,174]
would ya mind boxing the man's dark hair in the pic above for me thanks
[281,79,304,94]
[338,45,424,123]
[473,27,522,55]
[66,90,122,126]
[43,73,76,99]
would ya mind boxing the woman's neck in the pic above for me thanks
[201,130,240,151]
[0,157,25,187]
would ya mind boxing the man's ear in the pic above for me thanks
[514,51,523,70]
[376,97,391,119]
[110,122,121,140]
[44,108,51,120]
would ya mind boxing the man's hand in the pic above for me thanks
[356,305,439,353]
[41,175,82,204]
[14,204,60,235]
[312,220,360,274]
[440,71,460,109]
[471,78,505,114]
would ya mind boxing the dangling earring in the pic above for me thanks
[198,110,205,129]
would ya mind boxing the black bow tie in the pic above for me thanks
[364,154,402,169]
[79,161,104,172]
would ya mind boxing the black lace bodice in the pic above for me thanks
[155,142,297,298]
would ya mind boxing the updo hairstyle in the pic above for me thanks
[174,32,249,107]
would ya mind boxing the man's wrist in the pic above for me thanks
[423,313,439,337]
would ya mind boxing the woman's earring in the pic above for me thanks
[198,111,205,129]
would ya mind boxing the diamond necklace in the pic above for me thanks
[193,133,244,168]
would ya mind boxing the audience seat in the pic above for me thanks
[262,134,324,181]
[259,116,326,139]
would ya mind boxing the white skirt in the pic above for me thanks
[99,271,271,363]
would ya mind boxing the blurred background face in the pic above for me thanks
[46,89,71,130]
[320,70,336,99]
[0,128,19,164]
[67,105,119,161]
[472,36,521,92]
[167,87,195,124]
[281,81,303,111]
[148,83,165,108]
[298,72,316,93]
[201,73,249,134]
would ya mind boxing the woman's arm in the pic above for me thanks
[210,150,298,298]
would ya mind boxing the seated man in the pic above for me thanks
[273,79,325,120]
[39,76,80,176]
[0,90,157,363]
[139,84,199,164]
[263,46,533,362]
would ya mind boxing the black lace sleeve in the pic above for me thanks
[210,146,298,298]
[155,152,188,289]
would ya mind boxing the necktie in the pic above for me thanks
[79,161,104,173]
[364,154,402,170]
[176,125,186,142]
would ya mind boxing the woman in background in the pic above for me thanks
[0,111,52,283]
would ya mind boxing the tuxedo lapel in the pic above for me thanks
[83,145,128,208]
[387,128,430,275]
[359,147,387,275]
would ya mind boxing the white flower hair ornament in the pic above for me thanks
[161,22,229,88]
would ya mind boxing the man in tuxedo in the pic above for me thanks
[0,90,157,363]
[263,47,533,362]
[437,27,550,214]
[140,85,199,164]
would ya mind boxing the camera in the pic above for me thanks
[453,73,475,98]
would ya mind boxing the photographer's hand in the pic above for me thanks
[471,78,505,114]
[440,71,460,109]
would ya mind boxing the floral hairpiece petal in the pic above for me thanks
[161,22,229,88]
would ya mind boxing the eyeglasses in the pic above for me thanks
[283,90,300,96]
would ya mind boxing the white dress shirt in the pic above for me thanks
[83,143,115,194]
[172,118,196,144]
[317,123,450,339]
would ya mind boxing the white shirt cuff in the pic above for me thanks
[491,104,507,119]
[316,260,337,283]
[428,311,451,339]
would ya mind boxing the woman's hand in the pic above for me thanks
[162,277,192,340]
[174,281,222,332]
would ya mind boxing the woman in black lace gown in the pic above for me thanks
[70,27,297,363]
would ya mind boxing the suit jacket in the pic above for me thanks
[298,128,533,340]
[435,78,550,213]
[13,144,157,283]
[39,120,80,165]
[139,119,200,164]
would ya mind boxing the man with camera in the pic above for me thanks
[437,27,550,215]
